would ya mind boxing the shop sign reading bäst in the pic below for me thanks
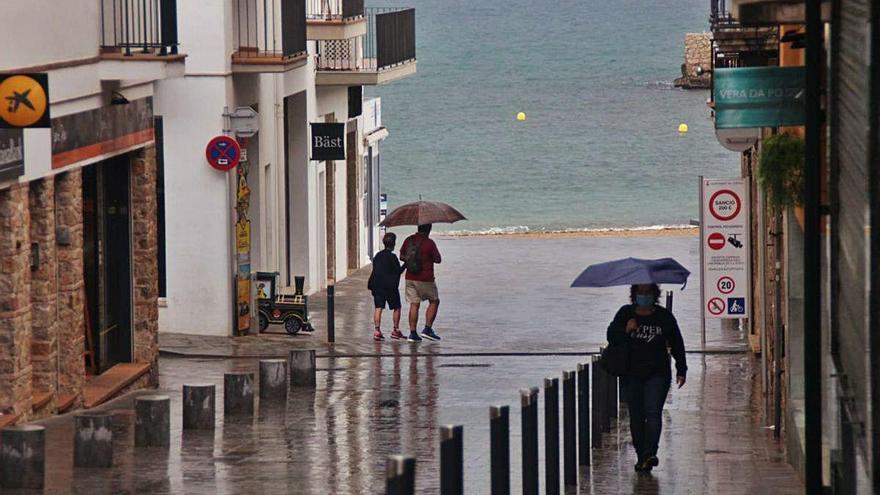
[310,123,345,161]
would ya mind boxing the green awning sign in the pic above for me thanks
[714,67,805,129]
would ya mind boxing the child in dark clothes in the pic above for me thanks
[367,233,405,340]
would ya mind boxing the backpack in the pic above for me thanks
[403,237,424,274]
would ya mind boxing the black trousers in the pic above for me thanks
[623,373,670,459]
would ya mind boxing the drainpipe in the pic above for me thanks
[772,213,783,439]
[803,0,823,491]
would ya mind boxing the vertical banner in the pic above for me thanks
[234,145,252,335]
[700,177,751,320]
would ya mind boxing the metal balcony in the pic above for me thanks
[315,7,416,86]
[306,0,366,39]
[232,0,309,72]
[100,0,180,56]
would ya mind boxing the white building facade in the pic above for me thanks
[155,0,416,336]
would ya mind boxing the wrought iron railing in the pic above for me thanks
[315,7,415,71]
[100,0,179,55]
[307,0,364,21]
[234,0,307,59]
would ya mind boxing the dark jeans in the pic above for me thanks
[623,373,670,459]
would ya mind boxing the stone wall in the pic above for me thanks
[55,169,86,405]
[29,178,58,417]
[0,183,33,419]
[674,32,712,89]
[131,146,160,385]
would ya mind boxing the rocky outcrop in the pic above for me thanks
[674,33,712,89]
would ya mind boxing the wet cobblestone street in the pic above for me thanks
[17,351,801,494]
[11,236,802,494]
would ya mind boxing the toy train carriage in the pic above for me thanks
[255,272,312,335]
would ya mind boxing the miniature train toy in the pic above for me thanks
[256,272,313,335]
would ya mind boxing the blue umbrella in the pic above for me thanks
[570,257,690,288]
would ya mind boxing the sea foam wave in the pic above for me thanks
[443,224,696,236]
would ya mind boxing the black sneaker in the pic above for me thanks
[421,327,441,341]
[407,331,422,342]
[645,455,659,469]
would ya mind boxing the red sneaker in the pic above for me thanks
[373,330,385,341]
[390,329,405,340]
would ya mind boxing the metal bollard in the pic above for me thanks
[440,425,464,495]
[665,290,673,312]
[183,384,216,430]
[561,371,577,487]
[135,394,170,447]
[591,358,602,448]
[544,378,560,495]
[577,363,590,465]
[0,425,45,489]
[74,413,113,468]
[385,455,416,495]
[289,349,317,387]
[599,361,611,433]
[259,359,288,401]
[607,372,618,422]
[224,372,255,416]
[327,284,335,343]
[521,387,539,495]
[489,405,510,495]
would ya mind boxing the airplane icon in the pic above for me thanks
[5,89,35,113]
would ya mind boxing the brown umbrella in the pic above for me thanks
[379,200,467,227]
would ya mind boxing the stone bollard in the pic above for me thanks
[259,359,288,401]
[224,372,255,416]
[0,424,45,489]
[74,413,113,468]
[289,350,317,387]
[135,394,171,447]
[183,384,216,430]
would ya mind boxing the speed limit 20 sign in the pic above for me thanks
[700,177,750,319]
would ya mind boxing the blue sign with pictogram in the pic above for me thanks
[205,135,241,171]
[727,297,746,315]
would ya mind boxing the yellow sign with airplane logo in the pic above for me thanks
[0,74,50,128]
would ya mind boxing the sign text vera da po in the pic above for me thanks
[700,177,751,319]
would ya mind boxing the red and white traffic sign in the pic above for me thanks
[700,177,751,322]
[707,232,726,250]
[709,188,741,221]
[717,276,735,294]
[205,135,241,172]
[707,298,725,315]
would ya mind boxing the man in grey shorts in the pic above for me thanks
[400,224,442,342]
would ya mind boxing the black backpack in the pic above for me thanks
[403,237,424,273]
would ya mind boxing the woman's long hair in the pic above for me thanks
[629,284,661,305]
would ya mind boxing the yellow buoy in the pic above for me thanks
[516,112,526,122]
[678,123,688,133]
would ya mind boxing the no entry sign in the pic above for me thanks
[707,232,726,250]
[700,177,750,320]
[206,135,241,171]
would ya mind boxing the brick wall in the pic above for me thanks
[131,146,160,385]
[55,170,86,405]
[0,183,33,419]
[29,178,58,417]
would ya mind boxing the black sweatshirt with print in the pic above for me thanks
[606,304,687,379]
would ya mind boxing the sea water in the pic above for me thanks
[369,0,739,233]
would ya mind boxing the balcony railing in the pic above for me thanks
[307,0,364,21]
[316,7,414,71]
[101,0,179,55]
[234,0,307,60]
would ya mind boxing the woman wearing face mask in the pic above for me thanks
[607,283,687,473]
